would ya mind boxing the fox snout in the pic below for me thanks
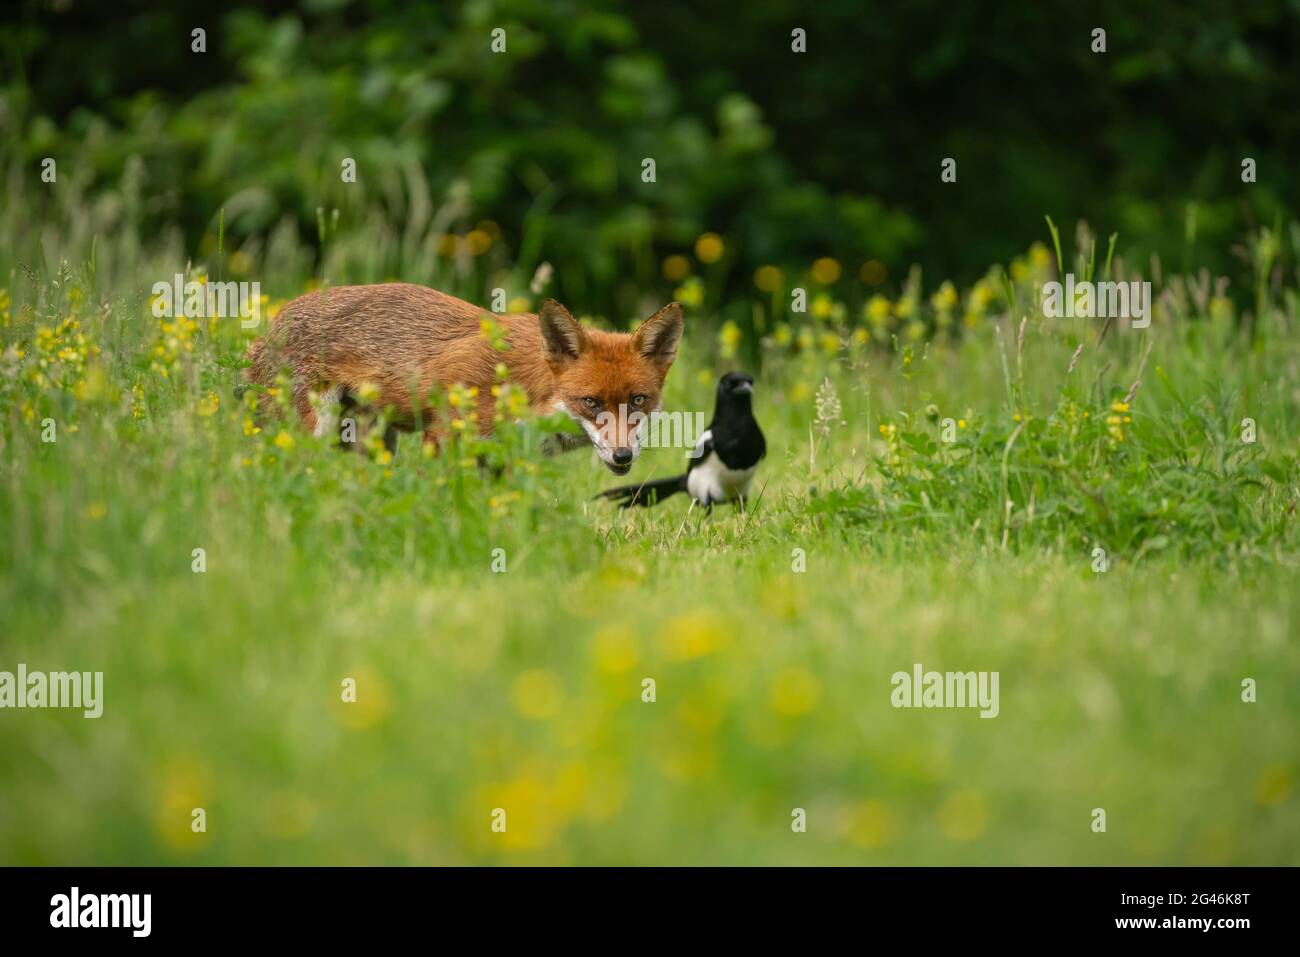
[589,432,639,475]
[589,408,648,475]
[601,444,635,475]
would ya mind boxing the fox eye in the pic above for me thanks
[630,394,647,408]
[581,396,600,411]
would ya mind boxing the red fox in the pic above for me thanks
[244,283,684,474]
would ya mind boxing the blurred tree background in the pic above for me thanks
[2,0,1298,319]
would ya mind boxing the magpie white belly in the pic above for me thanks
[687,452,757,505]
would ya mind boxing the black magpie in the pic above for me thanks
[597,371,766,511]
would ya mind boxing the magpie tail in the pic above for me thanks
[595,473,688,508]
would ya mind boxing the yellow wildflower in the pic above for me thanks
[674,277,704,307]
[662,255,691,281]
[931,281,959,311]
[719,320,742,358]
[865,295,892,324]
[811,257,841,284]
[753,265,782,292]
[694,233,724,264]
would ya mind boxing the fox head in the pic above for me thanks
[539,298,684,475]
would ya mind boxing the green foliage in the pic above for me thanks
[6,1,1298,317]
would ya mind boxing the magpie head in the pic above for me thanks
[717,371,755,402]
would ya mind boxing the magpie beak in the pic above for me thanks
[733,381,753,395]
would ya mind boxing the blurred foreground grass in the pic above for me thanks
[3,544,1298,864]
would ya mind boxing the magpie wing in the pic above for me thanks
[686,429,714,472]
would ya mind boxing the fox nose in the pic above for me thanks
[612,447,634,466]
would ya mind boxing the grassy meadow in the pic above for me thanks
[1,187,1298,864]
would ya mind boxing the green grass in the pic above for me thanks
[1,206,1298,864]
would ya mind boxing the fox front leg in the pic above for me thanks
[540,430,589,457]
[338,420,398,456]
[335,407,398,457]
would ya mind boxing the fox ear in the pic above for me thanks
[538,299,588,363]
[633,302,684,368]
